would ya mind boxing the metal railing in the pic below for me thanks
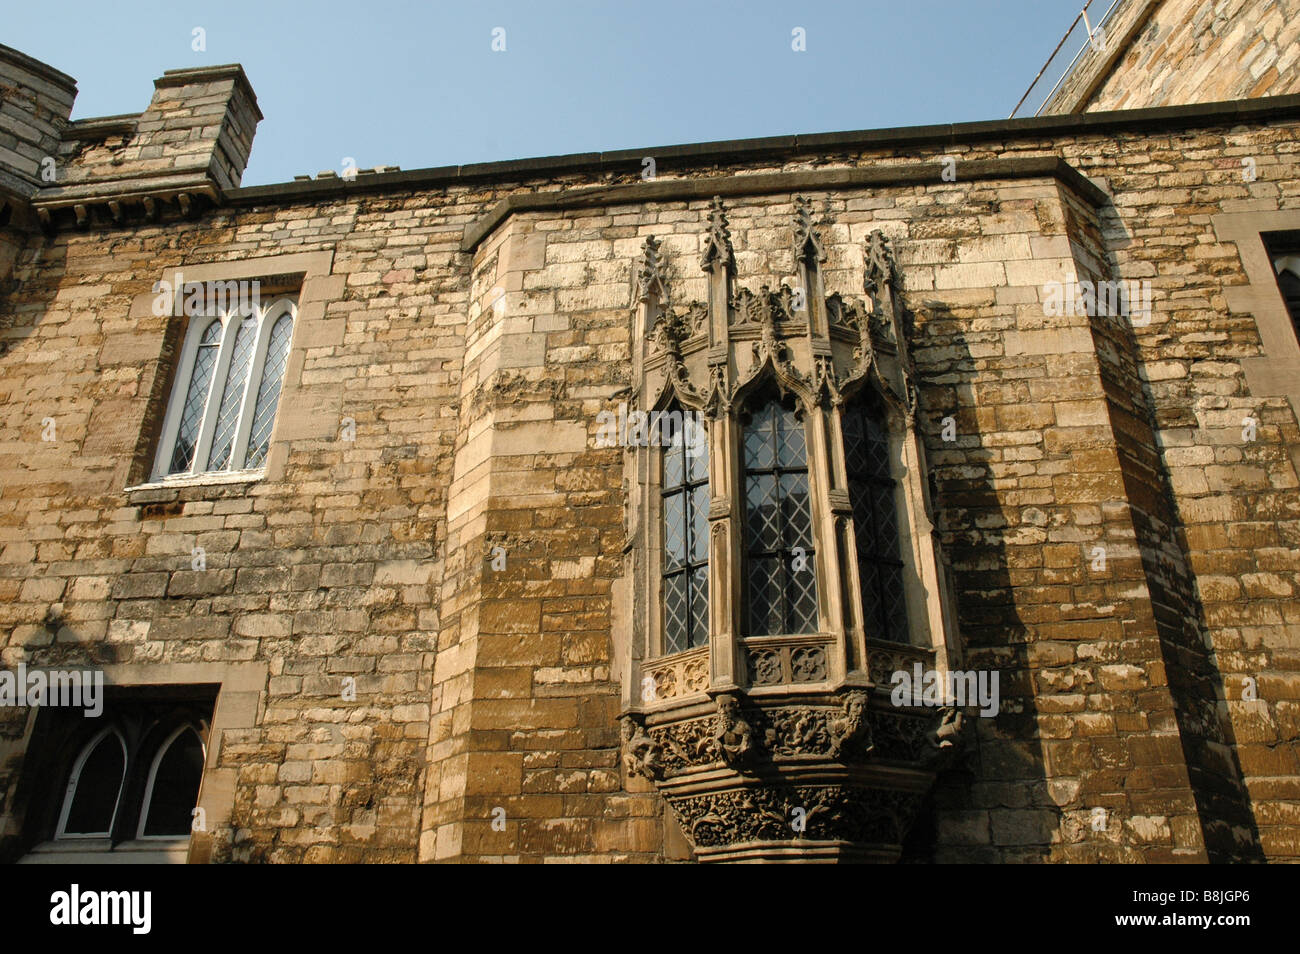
[1010,0,1124,118]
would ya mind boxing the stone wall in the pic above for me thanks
[0,51,1298,862]
[1045,0,1300,114]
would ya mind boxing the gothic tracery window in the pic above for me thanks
[743,393,818,637]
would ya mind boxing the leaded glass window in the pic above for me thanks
[842,401,909,642]
[155,298,296,480]
[243,312,293,468]
[662,413,709,654]
[743,395,818,636]
[167,320,222,474]
[205,316,258,471]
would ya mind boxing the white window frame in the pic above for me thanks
[136,723,208,841]
[151,296,297,482]
[55,726,128,840]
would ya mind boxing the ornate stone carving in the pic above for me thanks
[793,194,826,265]
[826,291,863,332]
[790,646,828,682]
[620,715,663,780]
[864,229,896,298]
[683,300,708,338]
[871,709,934,761]
[712,692,758,769]
[744,640,831,686]
[748,649,782,686]
[703,362,732,416]
[647,307,704,405]
[866,642,933,688]
[636,234,669,307]
[644,646,710,702]
[699,195,734,272]
[923,706,969,769]
[668,784,923,852]
[652,715,716,773]
[828,690,873,759]
[731,284,798,327]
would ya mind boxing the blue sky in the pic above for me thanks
[5,0,1099,186]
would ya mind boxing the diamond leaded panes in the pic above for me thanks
[206,317,258,471]
[661,411,709,654]
[743,396,818,636]
[158,300,297,480]
[842,401,909,642]
[167,320,222,475]
[243,312,293,468]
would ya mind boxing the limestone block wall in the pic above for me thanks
[1045,0,1300,114]
[0,82,1297,862]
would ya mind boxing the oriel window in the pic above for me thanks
[842,400,909,642]
[661,410,709,654]
[743,394,818,636]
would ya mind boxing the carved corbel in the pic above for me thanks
[923,706,968,770]
[620,714,664,780]
[828,690,873,759]
[143,197,158,221]
[73,204,88,228]
[712,693,759,770]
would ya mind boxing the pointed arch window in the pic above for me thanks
[661,409,710,654]
[743,393,818,636]
[842,399,910,642]
[153,297,297,481]
[138,724,206,838]
[56,727,127,838]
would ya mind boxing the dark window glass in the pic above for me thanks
[63,731,125,835]
[143,729,205,837]
[1277,267,1300,343]
[661,411,709,653]
[743,397,817,635]
[1263,232,1300,346]
[843,401,909,642]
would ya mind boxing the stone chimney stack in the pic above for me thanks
[0,44,76,280]
[32,62,262,227]
[0,49,263,234]
[132,64,262,193]
[0,43,77,201]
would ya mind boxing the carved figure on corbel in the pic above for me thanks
[712,693,759,769]
[621,714,664,780]
[828,690,875,760]
[923,706,968,770]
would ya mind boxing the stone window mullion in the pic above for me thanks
[709,412,742,691]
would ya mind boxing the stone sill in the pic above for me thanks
[125,469,264,505]
[18,836,190,864]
